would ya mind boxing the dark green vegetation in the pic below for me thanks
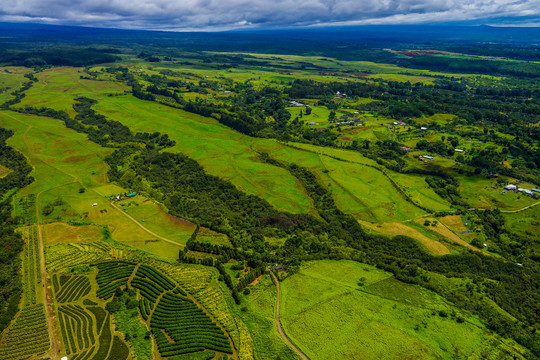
[94,261,233,358]
[1,25,540,359]
[0,128,34,332]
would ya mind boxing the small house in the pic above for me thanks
[455,149,464,153]
[423,155,434,160]
[420,127,428,130]
[504,184,517,191]
[126,192,137,198]
[272,264,284,271]
[92,203,97,206]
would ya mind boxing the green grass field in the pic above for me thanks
[92,94,317,215]
[280,260,526,360]
[0,67,28,103]
[0,111,193,259]
[16,67,127,116]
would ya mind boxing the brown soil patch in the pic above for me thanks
[250,275,263,286]
[42,222,102,245]
[439,215,468,232]
[157,204,196,228]
[341,136,352,141]
[359,220,449,255]
[0,165,10,178]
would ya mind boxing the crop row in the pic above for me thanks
[136,264,176,290]
[0,304,50,360]
[23,226,38,305]
[96,278,128,299]
[87,306,107,332]
[59,305,96,350]
[138,298,151,320]
[95,265,135,287]
[131,277,163,304]
[57,276,91,303]
[91,313,112,360]
[70,347,95,360]
[150,292,232,356]
[152,262,213,293]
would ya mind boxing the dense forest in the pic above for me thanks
[0,129,34,332]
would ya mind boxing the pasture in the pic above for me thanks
[279,260,526,360]
[92,94,316,215]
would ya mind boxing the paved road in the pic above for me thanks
[270,272,309,360]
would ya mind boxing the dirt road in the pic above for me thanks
[109,202,184,247]
[270,272,309,360]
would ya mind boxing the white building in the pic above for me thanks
[504,184,517,191]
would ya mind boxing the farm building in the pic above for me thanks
[400,147,413,151]
[517,188,534,196]
[504,184,517,190]
[532,189,540,194]
[308,122,318,125]
[420,127,428,130]
[271,264,284,270]
[423,155,434,160]
[92,203,97,206]
[455,149,464,152]
[126,192,137,197]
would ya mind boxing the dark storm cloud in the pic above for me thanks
[1,0,539,30]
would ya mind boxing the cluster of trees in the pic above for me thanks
[0,129,34,332]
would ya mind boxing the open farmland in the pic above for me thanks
[1,35,539,360]
[279,260,526,360]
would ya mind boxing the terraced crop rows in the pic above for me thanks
[151,292,233,356]
[0,304,50,360]
[55,275,92,303]
[22,226,39,305]
[46,242,110,272]
[93,260,235,358]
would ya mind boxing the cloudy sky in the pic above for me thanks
[1,0,539,30]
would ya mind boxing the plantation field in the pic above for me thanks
[279,260,526,360]
[0,304,50,360]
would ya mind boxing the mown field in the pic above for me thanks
[280,260,527,360]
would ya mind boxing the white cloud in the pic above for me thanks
[0,0,539,30]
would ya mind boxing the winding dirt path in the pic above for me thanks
[500,201,540,213]
[270,272,309,360]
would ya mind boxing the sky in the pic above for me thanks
[1,0,539,31]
